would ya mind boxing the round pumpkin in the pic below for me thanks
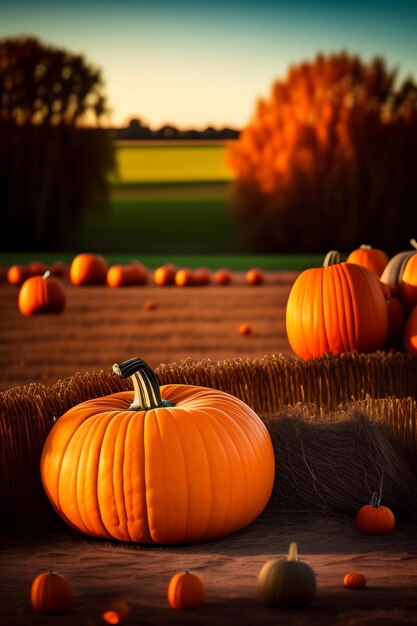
[7,264,28,286]
[107,262,147,287]
[175,268,194,287]
[239,324,251,335]
[381,239,417,304]
[403,305,417,358]
[101,597,130,624]
[154,264,176,286]
[49,260,68,277]
[30,570,72,614]
[286,251,388,359]
[214,268,232,285]
[194,268,211,286]
[18,271,66,316]
[356,492,395,535]
[40,357,275,544]
[167,569,205,610]
[246,268,264,285]
[343,572,366,589]
[347,245,389,277]
[28,260,49,276]
[257,543,316,608]
[69,253,108,286]
[144,300,157,311]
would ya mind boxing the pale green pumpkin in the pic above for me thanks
[257,543,316,609]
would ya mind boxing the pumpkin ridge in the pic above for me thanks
[296,271,313,359]
[338,263,358,351]
[126,411,151,543]
[333,265,350,353]
[145,408,170,542]
[112,412,134,541]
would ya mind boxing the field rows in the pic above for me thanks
[0,274,296,390]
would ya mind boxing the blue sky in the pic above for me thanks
[1,0,416,128]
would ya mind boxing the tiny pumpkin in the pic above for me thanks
[258,543,316,608]
[144,300,157,311]
[101,597,130,624]
[154,264,176,286]
[246,268,264,285]
[214,268,232,285]
[167,569,205,610]
[194,267,211,286]
[239,324,251,335]
[107,262,147,287]
[343,572,367,589]
[347,245,389,277]
[175,268,194,287]
[69,253,108,286]
[28,260,49,276]
[30,569,72,614]
[18,271,66,316]
[7,264,28,286]
[356,491,395,535]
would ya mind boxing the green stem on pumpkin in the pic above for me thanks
[113,358,174,411]
[322,251,341,267]
[288,543,298,561]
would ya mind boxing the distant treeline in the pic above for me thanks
[114,118,239,141]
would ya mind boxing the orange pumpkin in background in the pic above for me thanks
[49,260,68,277]
[193,268,211,286]
[286,251,388,359]
[28,260,49,276]
[107,261,148,287]
[356,491,395,535]
[18,271,66,316]
[69,253,108,286]
[214,268,232,285]
[403,305,417,358]
[175,268,194,287]
[7,264,28,286]
[347,244,389,277]
[246,268,264,285]
[41,357,275,544]
[343,573,366,589]
[30,570,72,614]
[167,569,206,610]
[154,264,176,286]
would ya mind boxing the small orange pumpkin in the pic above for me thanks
[239,324,251,335]
[403,305,417,358]
[154,264,176,286]
[175,268,194,287]
[107,262,148,287]
[286,251,388,359]
[30,570,72,614]
[214,268,232,285]
[18,271,66,316]
[144,300,157,311]
[7,264,28,286]
[356,491,395,535]
[167,569,205,610]
[49,260,68,277]
[347,245,389,277]
[246,268,264,285]
[69,253,108,286]
[194,268,211,286]
[343,573,366,589]
[28,260,49,276]
[101,597,130,624]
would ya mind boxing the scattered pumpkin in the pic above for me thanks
[7,264,28,286]
[239,324,251,335]
[347,244,389,277]
[18,271,66,316]
[403,305,417,358]
[49,260,68,277]
[343,572,367,589]
[69,253,108,286]
[153,264,176,286]
[286,251,388,359]
[167,569,206,610]
[214,268,232,285]
[194,267,211,286]
[257,543,317,608]
[356,491,395,535]
[175,268,194,287]
[246,268,264,285]
[381,239,417,304]
[28,260,49,276]
[101,597,130,624]
[41,357,275,544]
[107,262,147,287]
[30,570,72,615]
[144,300,157,311]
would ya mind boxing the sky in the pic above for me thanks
[1,0,417,129]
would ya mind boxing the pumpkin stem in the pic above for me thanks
[185,569,191,575]
[359,244,372,250]
[43,270,51,280]
[370,491,381,508]
[322,251,341,267]
[113,358,175,411]
[410,239,417,250]
[288,542,298,561]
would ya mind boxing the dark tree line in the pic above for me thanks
[0,36,114,251]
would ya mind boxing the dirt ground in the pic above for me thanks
[0,271,297,390]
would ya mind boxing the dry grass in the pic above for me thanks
[1,352,416,532]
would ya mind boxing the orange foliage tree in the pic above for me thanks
[228,52,417,253]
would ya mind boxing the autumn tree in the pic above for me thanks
[228,52,417,253]
[0,36,114,250]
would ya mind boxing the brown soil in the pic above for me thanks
[0,272,297,390]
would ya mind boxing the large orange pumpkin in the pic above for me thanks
[30,570,72,614]
[18,271,66,316]
[286,251,388,359]
[346,244,389,277]
[69,253,108,286]
[41,358,275,544]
